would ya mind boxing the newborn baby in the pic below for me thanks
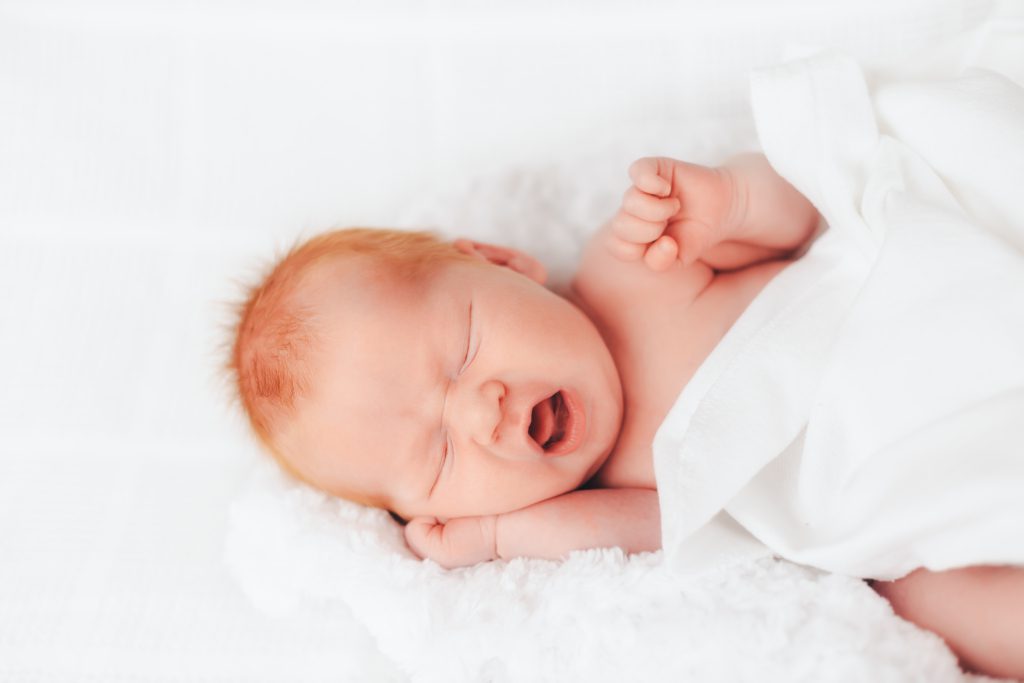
[228,154,1023,678]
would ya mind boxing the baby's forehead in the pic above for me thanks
[304,259,452,361]
[323,261,493,339]
[303,252,466,306]
[295,272,455,462]
[298,254,404,303]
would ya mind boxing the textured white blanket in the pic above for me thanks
[227,460,973,682]
[656,52,1024,581]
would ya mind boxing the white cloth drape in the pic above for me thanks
[655,52,1024,580]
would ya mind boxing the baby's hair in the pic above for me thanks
[222,227,472,500]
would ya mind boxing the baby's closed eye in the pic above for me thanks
[459,300,477,374]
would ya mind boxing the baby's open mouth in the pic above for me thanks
[529,391,569,452]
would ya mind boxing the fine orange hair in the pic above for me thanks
[222,227,471,493]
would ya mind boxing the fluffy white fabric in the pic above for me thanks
[226,460,972,682]
[656,52,1024,581]
[224,51,1024,682]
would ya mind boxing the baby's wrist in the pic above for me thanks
[485,514,501,561]
[717,163,749,240]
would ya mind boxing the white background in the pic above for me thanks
[0,1,1020,680]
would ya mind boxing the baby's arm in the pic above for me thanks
[405,489,660,569]
[608,154,819,272]
[872,566,1024,679]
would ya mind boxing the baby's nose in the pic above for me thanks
[456,379,506,446]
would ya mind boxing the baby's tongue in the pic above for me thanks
[529,396,555,448]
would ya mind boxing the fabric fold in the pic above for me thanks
[655,52,1024,579]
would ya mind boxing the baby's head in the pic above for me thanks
[227,228,623,521]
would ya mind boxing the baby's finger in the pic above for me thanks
[628,157,672,197]
[610,210,665,244]
[643,235,679,271]
[404,516,442,560]
[606,234,646,262]
[673,219,715,267]
[622,186,680,223]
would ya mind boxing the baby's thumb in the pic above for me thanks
[674,219,715,267]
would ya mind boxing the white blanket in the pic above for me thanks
[656,52,1024,580]
[227,460,972,682]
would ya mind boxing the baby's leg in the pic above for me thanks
[870,566,1024,679]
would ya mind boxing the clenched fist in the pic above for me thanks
[606,157,742,271]
[404,514,499,569]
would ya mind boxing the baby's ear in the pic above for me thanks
[453,239,547,285]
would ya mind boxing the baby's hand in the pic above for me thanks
[404,515,499,569]
[607,157,738,271]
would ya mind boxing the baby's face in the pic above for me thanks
[283,255,623,520]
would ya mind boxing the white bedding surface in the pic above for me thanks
[225,459,987,683]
